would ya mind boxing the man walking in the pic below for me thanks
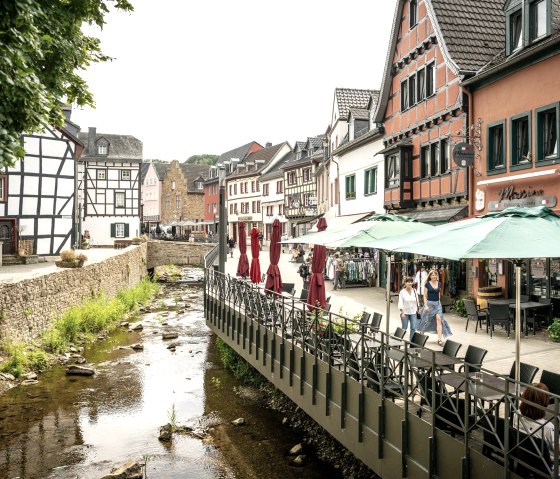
[414,265,428,303]
[228,237,236,258]
[333,252,346,290]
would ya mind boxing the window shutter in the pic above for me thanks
[124,224,130,237]
[110,223,116,238]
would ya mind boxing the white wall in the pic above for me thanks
[82,216,140,246]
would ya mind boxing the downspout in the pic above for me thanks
[462,85,475,218]
[331,156,341,217]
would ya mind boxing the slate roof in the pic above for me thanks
[349,108,369,120]
[154,162,170,180]
[216,141,262,165]
[259,151,290,181]
[141,163,150,181]
[335,88,377,120]
[179,164,209,193]
[307,135,326,148]
[78,132,143,161]
[430,0,505,72]
[227,143,288,180]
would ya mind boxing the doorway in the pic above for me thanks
[0,220,15,254]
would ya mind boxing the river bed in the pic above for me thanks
[0,268,339,479]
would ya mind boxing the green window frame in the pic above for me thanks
[505,6,523,55]
[487,120,507,172]
[536,102,559,163]
[528,0,550,43]
[510,112,532,170]
[345,174,356,200]
[364,167,377,195]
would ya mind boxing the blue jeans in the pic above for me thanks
[401,313,417,339]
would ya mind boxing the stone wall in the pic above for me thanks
[160,160,204,225]
[146,240,213,269]
[0,244,148,343]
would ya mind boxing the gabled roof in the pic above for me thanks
[141,163,150,181]
[307,135,325,149]
[374,0,504,123]
[179,164,209,193]
[259,151,290,181]
[335,88,377,120]
[217,141,262,165]
[78,132,143,160]
[227,142,288,179]
[349,108,369,120]
[154,162,170,180]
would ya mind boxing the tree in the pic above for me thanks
[0,0,134,167]
[184,154,219,166]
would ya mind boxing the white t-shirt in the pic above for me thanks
[398,288,419,315]
[415,270,428,295]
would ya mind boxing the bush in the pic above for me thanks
[453,296,470,317]
[216,338,265,386]
[548,318,560,342]
[76,253,88,262]
[60,249,77,261]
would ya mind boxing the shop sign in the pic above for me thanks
[238,215,253,221]
[288,194,301,208]
[488,196,556,211]
[453,142,475,167]
[475,189,485,211]
[498,186,544,201]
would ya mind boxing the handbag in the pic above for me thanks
[414,290,422,320]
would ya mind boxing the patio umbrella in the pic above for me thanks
[374,206,560,384]
[307,217,328,311]
[265,219,283,295]
[236,222,249,278]
[249,227,261,284]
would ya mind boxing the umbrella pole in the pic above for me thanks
[515,262,522,391]
[386,253,391,335]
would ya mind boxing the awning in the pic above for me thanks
[400,206,468,224]
[295,215,320,225]
[308,211,373,232]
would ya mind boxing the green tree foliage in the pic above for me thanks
[184,154,219,165]
[0,0,134,167]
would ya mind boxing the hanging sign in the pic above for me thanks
[532,261,545,279]
[453,142,475,167]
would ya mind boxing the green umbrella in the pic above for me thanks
[374,206,560,384]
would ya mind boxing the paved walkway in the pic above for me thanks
[224,246,560,377]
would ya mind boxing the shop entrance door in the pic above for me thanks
[0,220,15,254]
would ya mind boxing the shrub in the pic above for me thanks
[60,249,77,261]
[76,253,88,261]
[453,296,470,317]
[548,318,560,342]
[216,338,265,386]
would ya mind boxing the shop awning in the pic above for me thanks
[308,211,373,233]
[400,206,468,224]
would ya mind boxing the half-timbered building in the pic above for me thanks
[283,137,324,237]
[77,127,143,246]
[0,114,83,257]
[374,0,504,223]
[259,154,289,242]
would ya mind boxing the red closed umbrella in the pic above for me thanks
[265,219,283,295]
[307,218,328,310]
[236,222,249,278]
[249,228,261,284]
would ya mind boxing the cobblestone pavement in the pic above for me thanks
[225,245,560,377]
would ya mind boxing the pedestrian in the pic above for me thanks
[333,252,346,290]
[418,269,453,345]
[398,276,419,339]
[228,237,236,258]
[258,231,264,250]
[414,265,428,303]
[298,257,311,290]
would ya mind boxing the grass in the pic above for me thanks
[0,279,160,378]
[216,338,265,386]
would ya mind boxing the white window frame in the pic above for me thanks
[115,192,126,208]
[121,170,131,180]
[98,144,107,155]
[97,169,106,180]
[115,223,125,238]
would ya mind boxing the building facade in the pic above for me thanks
[141,161,169,233]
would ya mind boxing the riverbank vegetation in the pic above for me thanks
[215,338,265,386]
[0,279,159,378]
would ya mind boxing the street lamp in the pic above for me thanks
[218,163,227,274]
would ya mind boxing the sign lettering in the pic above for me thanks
[498,186,544,201]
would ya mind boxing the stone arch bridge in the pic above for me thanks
[146,240,215,270]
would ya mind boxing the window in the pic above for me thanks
[252,201,256,213]
[279,204,284,215]
[212,184,217,195]
[276,180,283,193]
[303,193,312,207]
[440,139,450,173]
[196,181,203,190]
[408,73,416,107]
[536,104,559,161]
[266,206,273,216]
[303,168,312,182]
[487,121,506,171]
[176,195,181,208]
[401,79,409,111]
[115,192,125,208]
[234,184,237,195]
[97,169,106,180]
[229,185,232,196]
[417,68,426,101]
[509,9,523,53]
[529,0,547,42]
[511,113,532,166]
[111,223,128,238]
[98,144,107,155]
[287,172,296,185]
[421,145,430,178]
[251,181,255,193]
[426,62,435,97]
[257,201,261,213]
[430,142,440,176]
[345,174,356,200]
[409,0,417,28]
[386,154,400,187]
[0,176,6,202]
[263,184,269,196]
[120,170,131,180]
[171,180,176,190]
[364,167,377,195]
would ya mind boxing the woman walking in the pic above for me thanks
[398,277,418,339]
[419,269,452,345]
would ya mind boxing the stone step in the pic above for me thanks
[2,255,44,265]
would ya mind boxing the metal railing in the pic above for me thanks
[204,268,560,479]
[204,244,219,269]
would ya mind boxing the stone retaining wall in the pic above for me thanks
[146,240,214,269]
[0,244,148,343]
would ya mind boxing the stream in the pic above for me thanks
[0,267,340,479]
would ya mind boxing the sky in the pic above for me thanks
[72,0,398,161]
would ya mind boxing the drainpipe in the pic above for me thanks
[462,85,475,218]
[331,156,341,217]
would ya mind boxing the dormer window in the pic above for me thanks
[196,181,203,190]
[510,9,523,51]
[506,0,550,55]
[529,0,547,41]
[98,144,107,155]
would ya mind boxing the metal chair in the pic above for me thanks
[282,282,295,295]
[488,302,512,338]
[540,369,560,400]
[442,339,462,358]
[410,332,428,347]
[464,298,489,332]
[526,297,552,334]
[458,345,488,373]
[506,361,539,385]
[394,327,407,339]
[299,289,309,301]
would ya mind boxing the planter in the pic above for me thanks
[55,260,84,268]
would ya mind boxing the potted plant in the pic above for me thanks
[547,318,560,342]
[56,250,87,268]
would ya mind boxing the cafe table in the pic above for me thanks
[508,301,551,336]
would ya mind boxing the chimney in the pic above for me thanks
[265,141,272,147]
[88,127,96,155]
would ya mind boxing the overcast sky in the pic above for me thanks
[72,0,398,161]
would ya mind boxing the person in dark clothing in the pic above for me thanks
[258,231,264,250]
[298,257,311,290]
[228,237,235,258]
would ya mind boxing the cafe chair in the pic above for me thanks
[282,282,295,295]
[442,340,462,359]
[526,298,552,335]
[540,370,560,404]
[394,327,407,339]
[463,298,489,333]
[359,311,372,334]
[511,429,553,478]
[488,302,512,338]
[299,289,309,301]
[410,332,429,348]
[458,345,488,373]
[505,361,539,385]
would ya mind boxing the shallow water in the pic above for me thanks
[0,268,338,479]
